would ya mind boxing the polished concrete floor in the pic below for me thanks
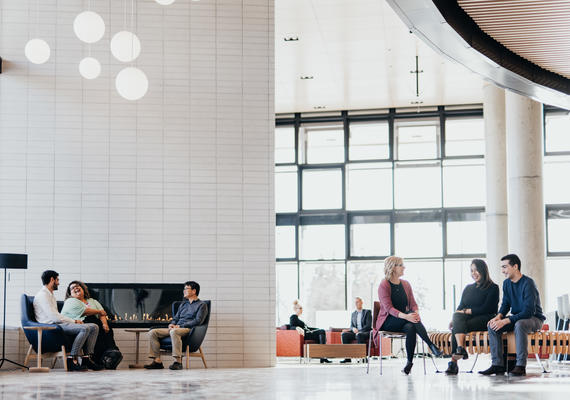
[1,356,570,400]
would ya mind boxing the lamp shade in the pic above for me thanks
[73,11,106,43]
[24,39,50,64]
[79,57,101,79]
[0,254,28,269]
[115,67,148,100]
[110,31,141,62]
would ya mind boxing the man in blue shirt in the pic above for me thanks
[479,254,545,376]
[144,281,208,370]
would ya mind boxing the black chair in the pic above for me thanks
[20,294,71,371]
[158,300,210,369]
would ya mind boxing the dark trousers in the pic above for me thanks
[451,312,494,353]
[341,330,370,344]
[305,329,326,344]
[381,315,434,362]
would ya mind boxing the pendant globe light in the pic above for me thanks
[73,10,105,44]
[155,0,176,4]
[110,31,141,62]
[115,67,148,100]
[24,0,50,64]
[79,57,101,79]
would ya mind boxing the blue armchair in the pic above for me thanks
[21,294,71,371]
[159,300,210,369]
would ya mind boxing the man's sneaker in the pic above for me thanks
[478,365,506,375]
[445,361,459,375]
[454,346,468,360]
[82,357,104,371]
[67,358,85,372]
[144,361,164,369]
[169,361,183,370]
[510,365,526,376]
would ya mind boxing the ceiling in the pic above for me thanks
[275,0,484,114]
[458,0,570,80]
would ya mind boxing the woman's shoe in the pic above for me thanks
[445,361,459,375]
[402,361,413,375]
[454,346,468,360]
[429,344,443,357]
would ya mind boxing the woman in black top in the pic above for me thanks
[445,259,499,375]
[289,300,331,363]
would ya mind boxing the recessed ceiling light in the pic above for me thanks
[284,37,299,42]
[300,76,313,80]
[313,106,326,110]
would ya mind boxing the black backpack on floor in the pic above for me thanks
[100,348,123,370]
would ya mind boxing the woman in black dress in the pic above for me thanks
[445,259,499,375]
[289,300,331,363]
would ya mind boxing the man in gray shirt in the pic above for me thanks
[144,281,208,370]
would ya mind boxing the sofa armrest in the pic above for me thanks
[276,329,304,357]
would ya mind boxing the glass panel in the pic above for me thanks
[302,168,342,210]
[396,123,438,160]
[548,209,570,252]
[275,126,295,164]
[444,259,474,312]
[276,262,298,326]
[305,125,344,164]
[349,122,389,160]
[346,163,392,210]
[299,224,345,260]
[299,262,345,326]
[545,258,570,312]
[395,221,442,257]
[445,118,484,156]
[401,259,444,315]
[544,156,570,204]
[276,225,296,259]
[350,223,390,257]
[275,166,298,212]
[347,261,383,310]
[394,162,441,209]
[443,160,485,207]
[545,114,570,153]
[447,212,486,255]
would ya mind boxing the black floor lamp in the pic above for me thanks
[0,253,28,370]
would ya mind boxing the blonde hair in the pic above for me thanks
[384,256,403,281]
[293,300,302,312]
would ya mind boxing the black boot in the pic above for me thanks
[82,356,103,371]
[445,361,459,375]
[429,343,443,357]
[478,365,506,375]
[402,361,413,375]
[454,346,468,360]
[320,358,332,364]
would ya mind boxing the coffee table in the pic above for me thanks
[304,344,366,361]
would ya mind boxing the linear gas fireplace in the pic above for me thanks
[87,283,184,328]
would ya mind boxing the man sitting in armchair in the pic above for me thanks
[144,281,207,370]
[340,297,372,363]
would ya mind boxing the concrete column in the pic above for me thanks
[505,91,545,296]
[483,83,508,286]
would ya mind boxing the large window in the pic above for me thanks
[275,107,486,326]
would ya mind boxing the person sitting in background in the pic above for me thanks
[445,259,499,375]
[377,256,442,375]
[33,270,101,371]
[145,281,208,371]
[289,300,331,363]
[61,280,121,369]
[340,296,372,363]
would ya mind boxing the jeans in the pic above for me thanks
[149,328,191,359]
[488,316,543,367]
[381,315,435,362]
[60,322,99,356]
[451,312,495,353]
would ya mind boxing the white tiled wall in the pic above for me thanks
[0,0,275,369]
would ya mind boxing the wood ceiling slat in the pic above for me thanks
[458,0,570,79]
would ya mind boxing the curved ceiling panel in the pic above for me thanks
[387,0,570,110]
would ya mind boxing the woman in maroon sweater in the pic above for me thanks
[376,256,442,374]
